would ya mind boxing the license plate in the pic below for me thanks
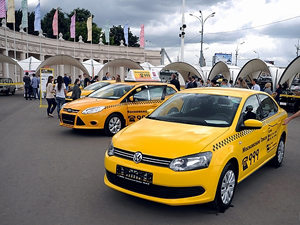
[116,165,153,185]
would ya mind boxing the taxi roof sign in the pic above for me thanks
[125,70,161,82]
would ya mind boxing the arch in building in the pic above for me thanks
[0,53,20,66]
[98,58,144,79]
[208,61,241,82]
[278,56,300,88]
[35,55,89,76]
[161,62,203,82]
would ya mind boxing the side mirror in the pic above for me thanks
[147,109,154,115]
[242,119,263,130]
[129,96,134,102]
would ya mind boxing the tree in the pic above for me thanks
[106,25,139,47]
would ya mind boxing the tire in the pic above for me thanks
[272,136,285,168]
[212,162,237,212]
[104,114,123,136]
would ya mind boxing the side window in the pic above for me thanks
[148,86,165,100]
[133,86,150,101]
[258,94,278,119]
[241,95,261,122]
[166,86,177,96]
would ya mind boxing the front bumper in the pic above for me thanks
[104,152,221,206]
[60,112,106,129]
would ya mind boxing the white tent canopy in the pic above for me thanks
[208,62,241,83]
[82,59,103,78]
[18,56,42,71]
[162,62,203,81]
[278,56,300,88]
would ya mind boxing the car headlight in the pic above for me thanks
[107,141,115,156]
[169,152,212,171]
[82,106,105,114]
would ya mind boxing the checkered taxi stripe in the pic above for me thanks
[212,130,253,151]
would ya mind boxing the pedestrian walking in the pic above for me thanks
[71,78,81,100]
[46,76,57,117]
[23,72,32,100]
[63,74,70,91]
[31,73,40,100]
[55,75,67,118]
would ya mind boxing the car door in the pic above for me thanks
[126,85,166,125]
[257,94,280,161]
[238,94,265,180]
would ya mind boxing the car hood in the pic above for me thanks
[64,97,117,110]
[113,118,229,158]
[66,90,93,97]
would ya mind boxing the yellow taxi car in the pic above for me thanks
[104,87,287,211]
[65,80,115,102]
[60,82,177,136]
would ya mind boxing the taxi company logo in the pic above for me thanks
[133,152,143,164]
[67,108,72,112]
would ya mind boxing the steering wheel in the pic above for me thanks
[167,107,179,115]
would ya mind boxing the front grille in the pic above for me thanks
[106,170,205,199]
[61,114,75,125]
[114,148,172,167]
[63,108,80,113]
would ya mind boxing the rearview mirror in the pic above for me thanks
[243,119,263,130]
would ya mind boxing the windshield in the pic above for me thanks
[88,83,134,100]
[84,82,110,91]
[148,93,241,127]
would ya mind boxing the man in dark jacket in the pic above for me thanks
[23,72,32,100]
[170,73,180,91]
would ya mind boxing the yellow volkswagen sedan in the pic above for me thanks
[65,80,115,102]
[104,88,287,211]
[60,82,177,136]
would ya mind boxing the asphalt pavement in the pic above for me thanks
[0,91,299,225]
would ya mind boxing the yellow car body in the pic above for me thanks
[104,88,288,210]
[60,82,178,136]
[65,80,115,102]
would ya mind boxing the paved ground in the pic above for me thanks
[0,91,300,225]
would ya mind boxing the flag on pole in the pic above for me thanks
[140,24,145,48]
[7,0,15,23]
[124,22,129,46]
[52,8,58,36]
[34,2,41,31]
[70,12,76,39]
[21,0,28,28]
[105,20,109,43]
[87,16,92,42]
[0,0,6,18]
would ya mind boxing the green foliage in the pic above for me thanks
[104,25,140,47]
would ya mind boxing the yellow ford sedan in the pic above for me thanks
[60,82,177,136]
[65,80,115,102]
[104,87,288,211]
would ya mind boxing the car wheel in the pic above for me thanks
[212,162,237,212]
[272,136,285,168]
[104,114,123,136]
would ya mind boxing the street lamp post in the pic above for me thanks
[254,50,259,58]
[190,11,215,67]
[235,41,245,66]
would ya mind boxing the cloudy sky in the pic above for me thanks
[16,0,300,67]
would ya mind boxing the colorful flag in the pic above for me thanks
[7,0,15,24]
[21,0,28,28]
[0,0,6,18]
[70,12,76,39]
[34,2,41,31]
[87,16,92,42]
[105,20,109,43]
[140,24,145,48]
[124,22,129,46]
[52,9,58,36]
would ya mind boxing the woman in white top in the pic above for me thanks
[46,76,57,117]
[55,75,67,118]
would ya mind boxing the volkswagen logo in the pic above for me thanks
[133,152,143,164]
